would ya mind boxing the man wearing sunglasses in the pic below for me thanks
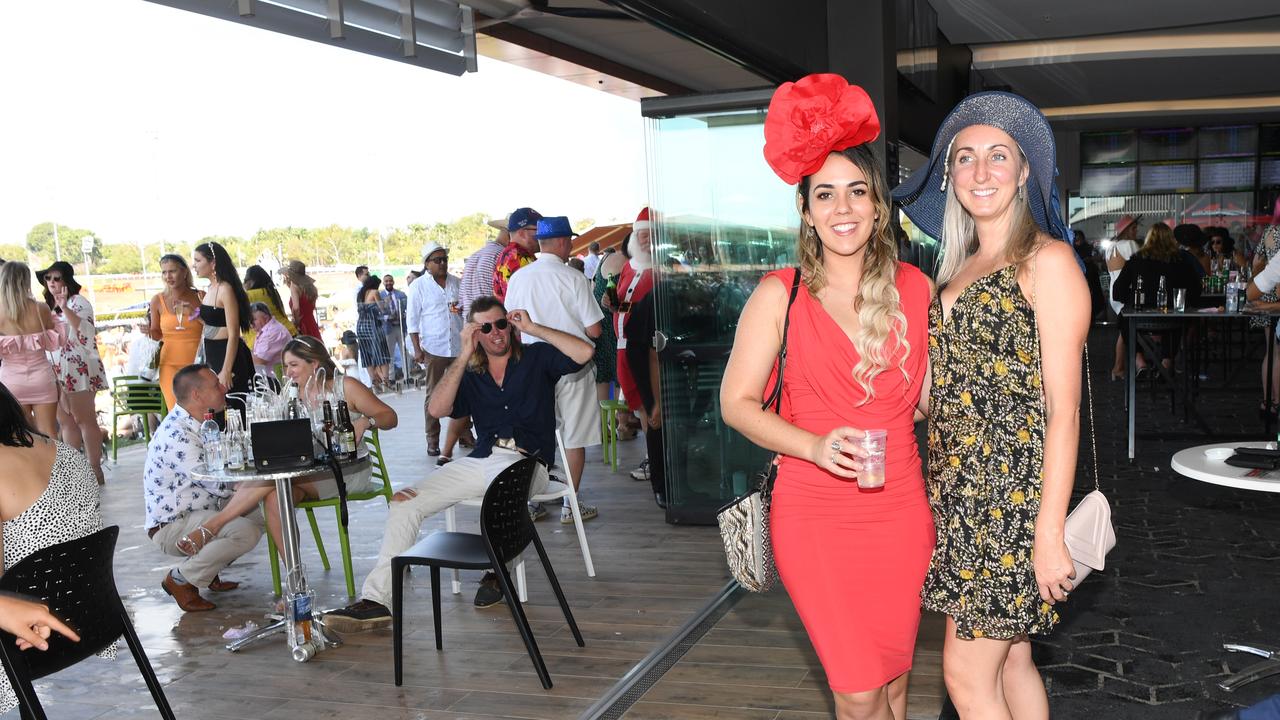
[406,242,465,458]
[325,297,595,628]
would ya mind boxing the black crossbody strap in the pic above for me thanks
[761,267,803,414]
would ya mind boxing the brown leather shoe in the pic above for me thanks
[162,573,216,612]
[208,575,239,592]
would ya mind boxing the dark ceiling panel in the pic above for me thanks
[931,0,1280,44]
[984,54,1280,108]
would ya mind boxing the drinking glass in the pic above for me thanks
[858,430,887,489]
[1173,288,1187,312]
[174,300,187,330]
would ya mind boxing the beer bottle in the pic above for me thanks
[335,401,357,460]
[322,401,336,458]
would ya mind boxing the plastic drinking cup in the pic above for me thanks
[858,429,887,489]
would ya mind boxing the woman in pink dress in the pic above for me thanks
[0,262,62,437]
[40,261,108,485]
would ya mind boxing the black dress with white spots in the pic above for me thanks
[0,441,113,712]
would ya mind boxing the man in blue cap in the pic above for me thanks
[504,216,603,523]
[492,207,542,301]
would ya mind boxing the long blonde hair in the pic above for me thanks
[935,141,1040,286]
[1138,222,1179,262]
[797,145,908,403]
[0,262,40,333]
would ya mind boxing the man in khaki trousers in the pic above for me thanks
[143,365,263,612]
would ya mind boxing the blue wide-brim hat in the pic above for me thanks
[892,91,1071,243]
[535,216,579,241]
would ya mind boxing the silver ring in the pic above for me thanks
[830,439,841,452]
[830,453,838,465]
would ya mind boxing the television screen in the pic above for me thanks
[1261,124,1280,155]
[1199,159,1255,190]
[1262,158,1280,187]
[1080,165,1136,196]
[1140,128,1195,161]
[1081,131,1137,164]
[1200,126,1257,158]
[1140,162,1195,192]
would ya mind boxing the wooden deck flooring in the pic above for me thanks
[14,389,944,719]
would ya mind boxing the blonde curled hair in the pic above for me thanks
[797,144,909,403]
[936,140,1040,286]
[0,262,40,334]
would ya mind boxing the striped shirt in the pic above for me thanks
[459,240,504,313]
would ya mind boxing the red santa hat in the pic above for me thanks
[632,206,651,232]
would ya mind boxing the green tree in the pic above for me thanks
[0,243,26,262]
[96,244,142,274]
[24,222,103,269]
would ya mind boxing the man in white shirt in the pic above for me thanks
[503,216,604,523]
[582,241,602,280]
[406,242,463,457]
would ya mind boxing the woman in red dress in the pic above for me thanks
[722,75,935,720]
[280,260,322,338]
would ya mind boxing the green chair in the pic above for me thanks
[109,376,167,462]
[266,428,395,598]
[598,399,629,471]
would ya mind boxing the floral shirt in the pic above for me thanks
[143,405,232,530]
[54,294,107,393]
[492,242,536,302]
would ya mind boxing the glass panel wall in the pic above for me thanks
[645,105,798,524]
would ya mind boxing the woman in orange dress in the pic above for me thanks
[721,75,934,720]
[147,254,204,410]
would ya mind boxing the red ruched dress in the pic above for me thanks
[768,264,936,693]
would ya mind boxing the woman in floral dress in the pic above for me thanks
[40,261,108,484]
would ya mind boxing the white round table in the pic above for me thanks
[1170,442,1280,493]
[1171,440,1280,692]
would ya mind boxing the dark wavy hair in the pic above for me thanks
[357,275,381,305]
[38,261,84,314]
[194,241,251,331]
[244,265,287,318]
[0,384,36,447]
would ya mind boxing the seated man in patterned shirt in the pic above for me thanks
[144,364,263,612]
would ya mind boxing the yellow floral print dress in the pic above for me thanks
[924,264,1058,639]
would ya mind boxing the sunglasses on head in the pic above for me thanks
[479,318,510,334]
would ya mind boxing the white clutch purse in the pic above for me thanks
[1064,489,1116,585]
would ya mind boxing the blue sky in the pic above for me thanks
[0,0,648,247]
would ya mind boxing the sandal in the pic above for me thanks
[175,525,215,557]
[437,455,452,466]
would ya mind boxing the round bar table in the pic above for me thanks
[1171,441,1280,691]
[191,450,369,660]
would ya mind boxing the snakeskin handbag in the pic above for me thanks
[717,269,801,593]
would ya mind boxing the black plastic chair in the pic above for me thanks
[392,457,584,689]
[0,526,175,720]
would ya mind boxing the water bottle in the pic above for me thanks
[225,429,245,470]
[1155,275,1167,312]
[286,589,317,661]
[1226,280,1240,312]
[200,409,224,472]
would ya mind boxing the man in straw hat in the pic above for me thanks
[460,215,510,314]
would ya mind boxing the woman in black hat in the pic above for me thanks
[895,92,1090,718]
[40,261,108,484]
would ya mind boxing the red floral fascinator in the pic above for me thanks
[763,74,881,185]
